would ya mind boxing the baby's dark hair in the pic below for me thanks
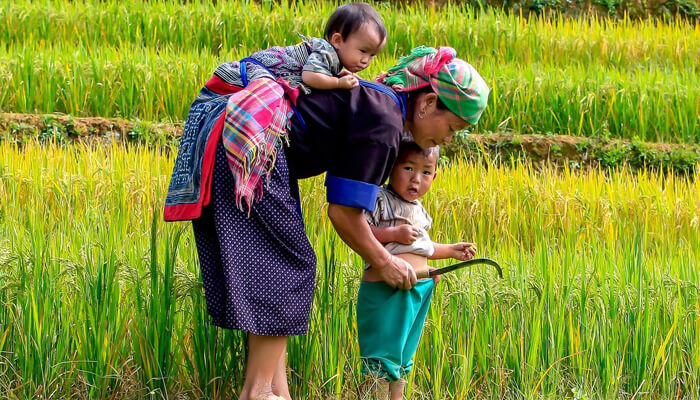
[398,140,440,162]
[324,3,387,43]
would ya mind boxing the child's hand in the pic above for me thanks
[451,242,477,261]
[393,224,420,244]
[337,74,359,89]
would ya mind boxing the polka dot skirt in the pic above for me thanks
[192,140,317,336]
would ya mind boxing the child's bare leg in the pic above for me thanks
[388,380,406,400]
[358,375,389,400]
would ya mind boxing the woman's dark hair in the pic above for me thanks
[324,3,387,43]
[405,86,449,111]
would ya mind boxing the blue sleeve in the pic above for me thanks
[325,136,397,211]
[325,176,379,212]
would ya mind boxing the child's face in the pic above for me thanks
[389,149,437,202]
[330,23,385,73]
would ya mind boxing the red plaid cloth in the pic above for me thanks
[222,78,291,211]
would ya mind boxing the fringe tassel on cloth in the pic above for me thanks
[222,78,292,212]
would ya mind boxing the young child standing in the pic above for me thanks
[358,142,477,400]
[215,2,387,210]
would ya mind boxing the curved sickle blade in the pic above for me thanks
[429,258,503,278]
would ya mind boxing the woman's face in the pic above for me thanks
[408,93,470,149]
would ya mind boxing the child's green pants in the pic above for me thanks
[356,279,434,381]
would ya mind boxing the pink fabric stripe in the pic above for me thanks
[220,78,291,211]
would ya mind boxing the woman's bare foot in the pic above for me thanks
[252,395,285,400]
[244,386,285,400]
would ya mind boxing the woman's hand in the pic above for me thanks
[327,204,416,290]
[450,242,477,261]
[392,224,420,244]
[376,254,417,290]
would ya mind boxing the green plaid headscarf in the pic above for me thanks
[380,46,490,125]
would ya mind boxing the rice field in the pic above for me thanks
[0,141,697,399]
[0,0,699,142]
[1,0,699,399]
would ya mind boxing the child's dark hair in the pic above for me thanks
[324,3,387,43]
[398,140,440,162]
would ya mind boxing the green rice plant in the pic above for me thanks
[178,239,247,399]
[1,0,698,71]
[0,141,697,398]
[131,214,184,397]
[1,0,699,143]
[72,244,126,398]
[181,287,247,399]
[4,200,76,398]
[0,42,697,142]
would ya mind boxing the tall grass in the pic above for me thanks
[0,42,697,142]
[0,0,698,142]
[1,0,698,70]
[0,140,697,398]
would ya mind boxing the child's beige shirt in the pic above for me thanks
[364,185,434,269]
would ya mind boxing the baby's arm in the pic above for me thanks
[302,70,358,90]
[429,242,477,261]
[370,224,420,245]
[302,38,358,90]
